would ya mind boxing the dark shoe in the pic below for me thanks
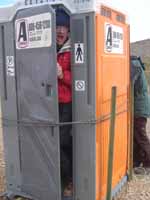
[134,166,150,175]
[133,167,146,175]
[133,161,142,168]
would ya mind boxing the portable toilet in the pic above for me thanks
[0,0,130,200]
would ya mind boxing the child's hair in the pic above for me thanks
[56,8,70,28]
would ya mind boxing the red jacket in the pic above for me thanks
[57,39,72,103]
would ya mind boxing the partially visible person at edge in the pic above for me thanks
[131,56,150,171]
[56,8,72,197]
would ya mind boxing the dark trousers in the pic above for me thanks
[59,103,72,186]
[134,117,150,167]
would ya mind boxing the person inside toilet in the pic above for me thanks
[56,8,73,197]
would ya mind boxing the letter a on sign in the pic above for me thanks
[16,19,28,49]
[105,24,112,52]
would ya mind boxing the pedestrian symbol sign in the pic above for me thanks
[75,43,84,64]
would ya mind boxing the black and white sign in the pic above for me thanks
[75,43,84,64]
[23,0,96,13]
[105,23,123,54]
[24,0,63,5]
[75,80,85,91]
[6,56,15,76]
[16,13,52,49]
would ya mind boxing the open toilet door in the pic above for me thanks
[15,5,61,200]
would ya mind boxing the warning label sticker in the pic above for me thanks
[75,80,85,91]
[16,13,52,49]
[105,23,124,54]
[6,56,15,76]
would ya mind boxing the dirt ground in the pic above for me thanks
[115,172,150,199]
[115,119,150,200]
[1,120,150,199]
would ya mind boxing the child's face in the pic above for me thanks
[56,26,69,46]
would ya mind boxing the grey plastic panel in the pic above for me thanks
[14,5,61,200]
[0,22,21,192]
[71,13,96,200]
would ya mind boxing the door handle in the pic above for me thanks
[46,84,52,97]
[41,82,52,97]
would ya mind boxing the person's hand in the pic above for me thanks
[57,63,63,79]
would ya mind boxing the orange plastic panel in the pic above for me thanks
[95,7,130,200]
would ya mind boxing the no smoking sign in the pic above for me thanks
[75,80,85,91]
